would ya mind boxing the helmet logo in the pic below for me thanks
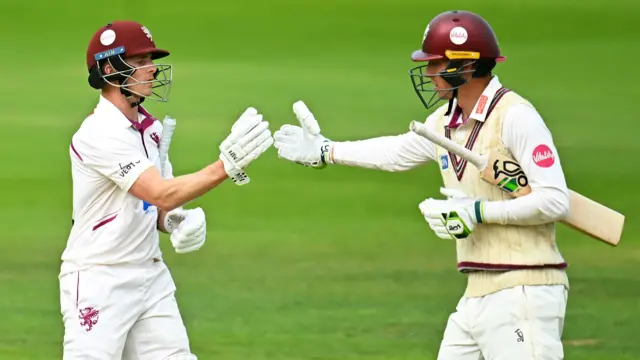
[449,26,468,45]
[141,26,153,42]
[100,29,116,46]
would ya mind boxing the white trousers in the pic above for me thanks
[437,285,568,360]
[59,260,193,360]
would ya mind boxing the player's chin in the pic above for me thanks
[134,87,153,97]
[435,89,453,99]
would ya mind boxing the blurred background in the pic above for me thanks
[0,0,638,359]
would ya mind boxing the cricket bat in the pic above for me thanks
[159,115,176,178]
[409,121,625,246]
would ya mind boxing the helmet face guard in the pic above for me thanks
[90,46,172,103]
[409,58,477,110]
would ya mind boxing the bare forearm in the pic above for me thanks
[156,160,228,211]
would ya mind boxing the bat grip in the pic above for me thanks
[409,121,487,169]
[159,118,176,177]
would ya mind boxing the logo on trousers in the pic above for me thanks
[79,307,99,331]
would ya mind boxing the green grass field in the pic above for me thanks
[0,0,638,359]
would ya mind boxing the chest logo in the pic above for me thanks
[149,132,160,147]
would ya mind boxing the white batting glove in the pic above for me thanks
[418,188,484,240]
[219,107,274,185]
[164,207,207,254]
[273,100,333,169]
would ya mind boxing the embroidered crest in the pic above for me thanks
[78,307,99,331]
[150,132,160,146]
[141,26,153,41]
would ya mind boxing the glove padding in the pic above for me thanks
[273,100,333,169]
[219,107,274,185]
[418,187,484,240]
[164,207,207,254]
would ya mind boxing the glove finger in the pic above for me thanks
[274,138,295,150]
[425,209,446,220]
[418,198,437,213]
[236,135,274,168]
[277,124,302,135]
[175,242,204,254]
[426,216,445,227]
[431,224,449,235]
[236,120,269,147]
[427,221,447,232]
[180,218,206,238]
[231,107,259,132]
[171,230,202,250]
[293,101,321,135]
[174,228,205,250]
[243,127,272,154]
[273,132,298,147]
[176,235,203,249]
[174,239,204,253]
[435,231,456,240]
[422,205,448,219]
[189,228,206,244]
[227,115,263,143]
[179,218,206,238]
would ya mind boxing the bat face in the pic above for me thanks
[481,151,531,197]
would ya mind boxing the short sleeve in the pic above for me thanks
[73,129,155,191]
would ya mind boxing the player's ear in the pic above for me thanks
[103,63,113,75]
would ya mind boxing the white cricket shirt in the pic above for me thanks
[331,76,570,225]
[61,95,173,276]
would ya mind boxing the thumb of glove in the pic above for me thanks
[168,208,187,222]
[293,100,321,136]
[165,207,187,233]
[440,187,469,199]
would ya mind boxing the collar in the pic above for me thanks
[447,75,503,128]
[94,95,156,132]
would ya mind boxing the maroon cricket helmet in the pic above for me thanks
[85,20,172,103]
[86,20,170,72]
[408,10,505,111]
[411,10,505,63]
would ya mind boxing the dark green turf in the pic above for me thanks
[0,0,638,358]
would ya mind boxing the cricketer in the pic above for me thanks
[60,20,273,359]
[273,10,570,359]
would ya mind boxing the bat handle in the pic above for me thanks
[409,120,487,169]
[159,117,177,177]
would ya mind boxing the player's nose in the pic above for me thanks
[148,65,158,79]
